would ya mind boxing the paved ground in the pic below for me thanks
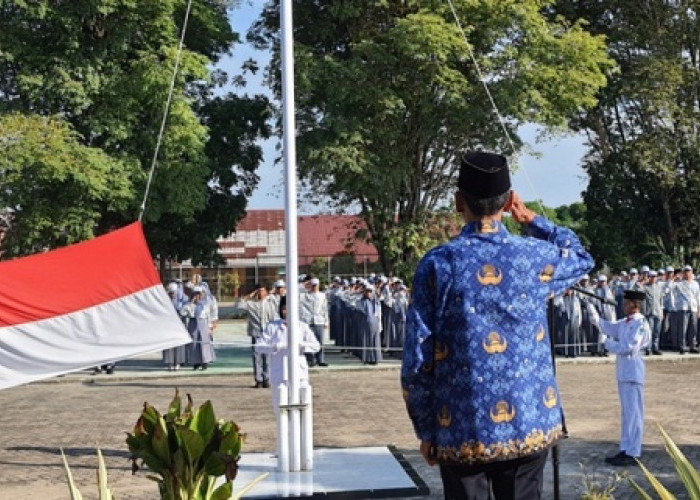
[1,321,700,499]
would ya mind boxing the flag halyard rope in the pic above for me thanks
[138,0,194,221]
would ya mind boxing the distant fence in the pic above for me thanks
[162,253,383,301]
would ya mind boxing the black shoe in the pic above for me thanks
[653,350,663,355]
[105,367,114,375]
[254,381,263,388]
[604,451,626,464]
[644,349,650,356]
[318,362,328,367]
[607,453,638,467]
[262,380,270,388]
[690,349,699,354]
[193,364,201,370]
[201,363,208,370]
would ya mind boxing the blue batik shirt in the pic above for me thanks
[401,216,594,464]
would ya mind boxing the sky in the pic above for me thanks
[221,3,589,212]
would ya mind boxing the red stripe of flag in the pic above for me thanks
[0,222,161,327]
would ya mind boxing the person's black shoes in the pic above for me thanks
[652,350,663,355]
[605,452,638,466]
[318,362,329,367]
[262,380,270,388]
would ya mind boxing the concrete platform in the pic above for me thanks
[232,446,428,499]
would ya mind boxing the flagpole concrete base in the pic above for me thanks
[229,446,428,499]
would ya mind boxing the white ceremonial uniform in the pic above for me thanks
[593,311,651,458]
[254,319,320,409]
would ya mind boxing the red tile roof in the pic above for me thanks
[298,214,378,264]
[224,210,379,264]
[234,210,285,231]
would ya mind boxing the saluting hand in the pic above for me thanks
[505,191,536,225]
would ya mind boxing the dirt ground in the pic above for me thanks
[1,358,699,499]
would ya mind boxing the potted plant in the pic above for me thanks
[126,389,243,500]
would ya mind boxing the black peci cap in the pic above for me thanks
[623,289,646,301]
[458,151,511,198]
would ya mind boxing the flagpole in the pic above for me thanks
[280,0,306,472]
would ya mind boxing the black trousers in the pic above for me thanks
[439,450,548,500]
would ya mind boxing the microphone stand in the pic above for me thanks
[548,284,615,500]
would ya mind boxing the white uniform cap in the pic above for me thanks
[597,275,607,282]
[620,271,628,276]
[274,280,285,288]
[581,274,590,280]
[629,268,638,275]
[649,270,658,277]
[167,283,178,293]
[192,286,203,294]
[310,278,320,286]
[658,269,666,275]
[380,276,389,284]
[666,265,674,272]
[683,265,693,271]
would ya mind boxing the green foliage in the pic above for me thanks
[126,389,243,500]
[553,1,700,267]
[308,257,328,284]
[0,1,270,264]
[0,113,134,257]
[577,462,622,500]
[630,424,700,500]
[220,271,241,298]
[252,0,612,274]
[61,448,114,500]
[383,210,462,284]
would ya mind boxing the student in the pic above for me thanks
[588,289,651,466]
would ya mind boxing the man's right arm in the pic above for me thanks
[509,192,594,295]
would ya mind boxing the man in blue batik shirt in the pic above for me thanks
[401,151,594,500]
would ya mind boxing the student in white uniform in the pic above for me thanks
[254,296,320,454]
[588,289,651,466]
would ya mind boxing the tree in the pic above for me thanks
[250,0,612,274]
[553,1,700,269]
[0,113,133,256]
[0,0,271,266]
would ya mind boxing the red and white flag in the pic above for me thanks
[0,222,191,390]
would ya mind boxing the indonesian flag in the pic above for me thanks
[0,222,191,390]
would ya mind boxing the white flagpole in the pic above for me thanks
[280,0,306,472]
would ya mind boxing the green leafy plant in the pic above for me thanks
[629,424,700,499]
[126,389,243,500]
[577,462,624,500]
[61,448,113,500]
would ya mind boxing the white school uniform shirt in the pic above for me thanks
[254,319,320,386]
[598,312,651,384]
[300,290,329,325]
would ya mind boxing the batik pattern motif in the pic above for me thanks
[402,216,594,464]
